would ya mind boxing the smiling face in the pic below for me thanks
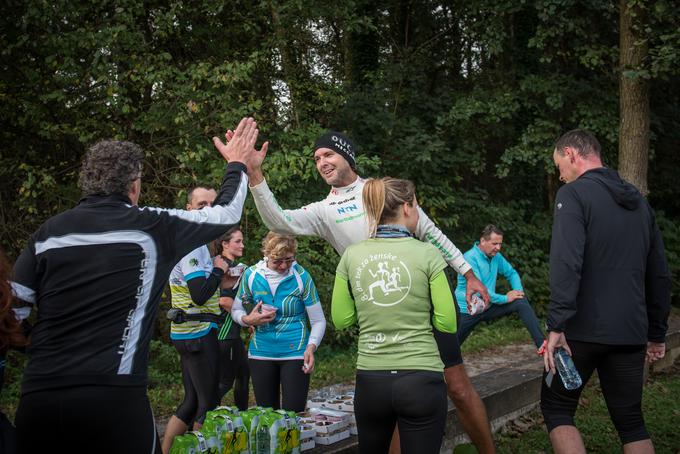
[221,230,244,260]
[314,148,356,187]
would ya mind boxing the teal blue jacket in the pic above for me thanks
[455,242,523,314]
[235,261,321,359]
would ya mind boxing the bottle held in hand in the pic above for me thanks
[228,263,246,277]
[554,347,582,390]
[469,292,485,315]
[241,295,255,315]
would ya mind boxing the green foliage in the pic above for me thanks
[447,194,554,314]
[310,346,358,387]
[1,0,678,349]
[0,350,25,420]
[656,213,680,304]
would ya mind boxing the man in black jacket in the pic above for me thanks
[541,129,671,454]
[10,117,262,454]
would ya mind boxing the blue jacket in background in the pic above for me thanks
[455,242,523,314]
[238,261,320,359]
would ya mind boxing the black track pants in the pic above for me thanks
[248,358,310,412]
[16,385,161,454]
[354,370,447,454]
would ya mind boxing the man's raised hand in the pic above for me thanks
[224,127,268,185]
[212,117,268,173]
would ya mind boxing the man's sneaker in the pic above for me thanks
[537,340,548,356]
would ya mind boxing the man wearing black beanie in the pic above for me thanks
[313,131,357,169]
[214,128,496,453]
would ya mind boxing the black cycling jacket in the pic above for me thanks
[547,167,671,344]
[11,162,248,394]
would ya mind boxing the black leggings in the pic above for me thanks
[248,359,310,412]
[173,329,220,425]
[15,385,161,454]
[541,340,648,444]
[218,338,250,410]
[354,370,447,454]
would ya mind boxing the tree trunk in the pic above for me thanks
[618,0,649,196]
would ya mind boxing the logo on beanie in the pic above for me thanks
[332,135,355,160]
[314,131,357,168]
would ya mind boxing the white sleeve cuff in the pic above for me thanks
[306,303,326,347]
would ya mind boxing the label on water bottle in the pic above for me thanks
[192,431,209,452]
[554,348,583,390]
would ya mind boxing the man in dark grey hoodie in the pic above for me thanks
[541,129,671,454]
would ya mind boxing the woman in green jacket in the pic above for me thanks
[331,177,458,454]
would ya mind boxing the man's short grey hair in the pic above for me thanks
[79,140,144,196]
[481,224,503,240]
[554,129,601,158]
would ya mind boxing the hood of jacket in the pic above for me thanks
[578,167,642,210]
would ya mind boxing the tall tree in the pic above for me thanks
[618,0,649,195]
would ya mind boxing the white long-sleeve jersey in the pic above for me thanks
[250,176,471,276]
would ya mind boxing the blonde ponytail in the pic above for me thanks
[363,179,386,237]
[362,177,416,237]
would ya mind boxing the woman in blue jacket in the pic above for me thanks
[231,232,326,412]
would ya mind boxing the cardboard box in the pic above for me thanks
[300,439,315,451]
[318,399,343,411]
[314,429,350,445]
[309,408,351,424]
[299,425,316,440]
[312,419,348,434]
[306,398,328,409]
[339,400,354,412]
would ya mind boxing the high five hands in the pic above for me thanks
[212,117,269,174]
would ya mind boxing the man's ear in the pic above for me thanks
[128,179,141,205]
[565,146,577,163]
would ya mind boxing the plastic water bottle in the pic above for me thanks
[554,347,582,390]
[259,303,277,332]
[469,293,485,315]
[256,424,270,454]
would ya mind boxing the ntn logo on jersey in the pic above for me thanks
[336,204,358,214]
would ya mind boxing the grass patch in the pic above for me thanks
[460,314,543,354]
[495,359,680,453]
[0,350,25,419]
[310,346,357,388]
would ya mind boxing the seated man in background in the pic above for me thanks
[455,224,546,353]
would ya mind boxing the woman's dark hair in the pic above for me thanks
[212,225,242,257]
[0,250,26,352]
